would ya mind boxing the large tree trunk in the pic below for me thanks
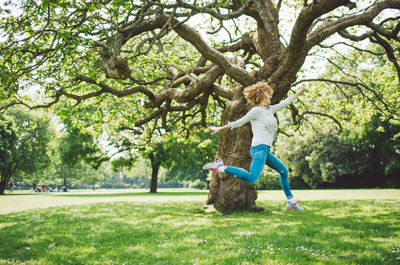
[149,152,160,193]
[0,168,12,195]
[0,177,8,195]
[150,164,160,193]
[206,86,264,212]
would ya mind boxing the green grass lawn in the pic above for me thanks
[0,190,399,265]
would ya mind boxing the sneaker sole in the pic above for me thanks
[286,206,304,211]
[202,161,223,171]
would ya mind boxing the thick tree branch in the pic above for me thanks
[145,65,222,108]
[369,33,400,82]
[307,0,400,48]
[338,29,372,41]
[152,0,254,21]
[216,32,258,54]
[170,16,256,87]
[0,75,158,112]
[213,84,234,100]
[170,64,216,88]
[269,0,355,90]
[72,75,156,100]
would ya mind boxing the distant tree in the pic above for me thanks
[113,141,169,193]
[0,109,52,194]
[112,140,188,193]
[353,114,400,187]
[163,129,217,184]
[0,117,17,194]
[147,143,166,193]
[58,118,108,187]
[111,128,216,192]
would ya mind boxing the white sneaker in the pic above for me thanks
[286,201,304,211]
[202,160,224,172]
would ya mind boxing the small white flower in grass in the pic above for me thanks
[392,248,400,253]
[234,231,255,237]
[48,243,58,249]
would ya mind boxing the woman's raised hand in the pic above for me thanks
[207,124,231,134]
[292,83,306,100]
[207,126,222,135]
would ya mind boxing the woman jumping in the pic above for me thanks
[203,82,305,211]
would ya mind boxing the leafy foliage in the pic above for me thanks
[162,129,217,182]
[269,43,400,189]
[111,127,217,187]
[58,118,108,170]
[0,116,17,193]
[0,108,52,194]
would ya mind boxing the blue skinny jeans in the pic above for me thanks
[224,144,293,199]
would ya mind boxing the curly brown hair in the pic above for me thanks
[243,81,273,105]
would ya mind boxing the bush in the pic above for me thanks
[255,170,281,190]
[256,168,309,190]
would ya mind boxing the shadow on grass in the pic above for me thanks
[0,200,399,265]
[1,191,209,198]
[55,191,209,198]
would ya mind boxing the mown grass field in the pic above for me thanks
[1,189,399,265]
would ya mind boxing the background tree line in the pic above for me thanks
[0,105,218,194]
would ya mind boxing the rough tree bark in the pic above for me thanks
[206,83,263,211]
[149,152,161,193]
[150,165,160,193]
[0,178,9,195]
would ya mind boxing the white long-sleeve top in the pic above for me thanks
[228,96,294,147]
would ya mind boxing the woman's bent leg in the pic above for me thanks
[224,145,268,184]
[265,153,293,199]
[224,166,254,183]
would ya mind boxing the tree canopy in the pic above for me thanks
[1,0,399,118]
[0,108,52,194]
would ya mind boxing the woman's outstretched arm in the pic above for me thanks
[207,124,231,135]
[270,84,306,113]
[291,83,306,101]
[207,107,260,135]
